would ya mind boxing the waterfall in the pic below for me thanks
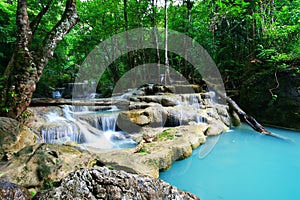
[101,116,117,132]
[170,94,207,126]
[195,115,207,124]
[41,111,82,144]
[40,105,136,149]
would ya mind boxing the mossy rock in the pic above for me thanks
[0,144,103,188]
[240,68,300,130]
[0,117,37,160]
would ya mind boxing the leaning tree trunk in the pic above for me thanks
[209,85,272,134]
[226,96,271,134]
[0,0,79,119]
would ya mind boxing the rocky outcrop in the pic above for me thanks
[0,143,103,188]
[90,124,208,178]
[33,166,199,200]
[0,179,31,200]
[117,93,231,133]
[240,68,300,130]
[0,117,38,160]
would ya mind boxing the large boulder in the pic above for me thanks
[0,143,103,188]
[117,103,168,132]
[117,93,230,133]
[240,68,300,130]
[33,167,199,200]
[0,117,37,160]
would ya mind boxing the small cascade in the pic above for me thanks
[195,114,207,124]
[40,105,136,149]
[170,94,207,126]
[101,115,117,132]
[41,112,82,144]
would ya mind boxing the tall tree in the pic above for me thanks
[164,0,170,84]
[0,0,79,119]
[151,0,161,83]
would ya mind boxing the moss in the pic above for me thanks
[15,145,34,157]
[146,158,159,168]
[36,164,51,181]
[28,188,37,197]
[36,153,53,181]
[158,129,175,141]
[41,178,55,190]
[138,147,151,154]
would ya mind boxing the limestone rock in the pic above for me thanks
[92,124,208,178]
[33,167,199,200]
[0,117,37,160]
[119,92,232,131]
[206,118,229,136]
[0,144,103,187]
[117,104,168,132]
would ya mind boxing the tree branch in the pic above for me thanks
[30,0,53,37]
[35,0,79,78]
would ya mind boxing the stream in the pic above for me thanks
[160,124,300,200]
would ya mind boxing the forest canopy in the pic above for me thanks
[0,0,299,117]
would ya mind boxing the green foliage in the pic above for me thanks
[41,178,55,190]
[158,129,175,141]
[29,189,37,198]
[0,1,17,74]
[17,110,32,124]
[1,0,299,99]
[138,147,151,154]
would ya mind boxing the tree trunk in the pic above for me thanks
[164,0,170,85]
[123,0,135,87]
[226,96,271,134]
[151,0,161,83]
[183,0,192,79]
[0,0,79,119]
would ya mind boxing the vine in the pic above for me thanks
[268,70,280,101]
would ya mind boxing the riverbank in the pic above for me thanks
[0,90,232,198]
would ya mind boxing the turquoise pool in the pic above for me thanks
[160,124,300,200]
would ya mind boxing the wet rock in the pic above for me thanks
[92,124,208,178]
[0,117,37,160]
[206,118,228,136]
[33,167,199,200]
[117,104,168,132]
[230,110,241,126]
[118,92,231,134]
[161,96,180,106]
[0,179,31,200]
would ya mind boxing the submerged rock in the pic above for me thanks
[33,167,199,200]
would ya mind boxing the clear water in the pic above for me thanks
[160,124,300,200]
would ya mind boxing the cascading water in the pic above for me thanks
[101,115,117,132]
[174,94,207,125]
[40,105,136,149]
[41,111,82,144]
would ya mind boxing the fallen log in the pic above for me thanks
[224,95,293,140]
[225,96,271,134]
[30,98,129,108]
